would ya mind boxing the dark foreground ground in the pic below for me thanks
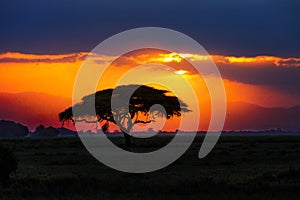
[1,135,300,199]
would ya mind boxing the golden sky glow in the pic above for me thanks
[0,52,300,106]
[1,50,300,103]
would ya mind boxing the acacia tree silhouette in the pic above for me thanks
[59,85,190,145]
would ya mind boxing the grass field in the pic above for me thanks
[1,135,300,199]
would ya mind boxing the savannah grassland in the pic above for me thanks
[1,135,300,199]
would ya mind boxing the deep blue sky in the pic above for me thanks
[0,0,299,57]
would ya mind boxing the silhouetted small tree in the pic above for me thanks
[59,85,190,145]
[0,146,17,187]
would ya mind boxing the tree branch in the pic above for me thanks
[134,120,153,124]
[74,119,99,124]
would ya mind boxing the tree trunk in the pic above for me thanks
[122,131,132,146]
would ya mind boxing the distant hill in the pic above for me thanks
[30,124,59,137]
[0,92,300,131]
[57,127,78,137]
[0,92,71,130]
[0,120,28,137]
[225,102,300,131]
[28,125,78,137]
[0,120,78,138]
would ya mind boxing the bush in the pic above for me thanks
[0,145,18,187]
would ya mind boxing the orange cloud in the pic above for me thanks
[0,52,88,63]
[179,53,300,67]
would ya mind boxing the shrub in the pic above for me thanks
[0,145,18,187]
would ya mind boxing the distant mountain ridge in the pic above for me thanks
[0,120,28,137]
[0,92,300,131]
[0,120,78,137]
[224,102,300,131]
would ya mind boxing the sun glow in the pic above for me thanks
[175,70,187,75]
[160,53,182,63]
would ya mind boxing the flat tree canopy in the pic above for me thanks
[59,85,190,144]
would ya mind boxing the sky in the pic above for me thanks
[1,0,300,56]
[0,0,300,131]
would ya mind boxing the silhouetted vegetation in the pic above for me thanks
[0,136,300,199]
[0,146,17,187]
[59,85,190,145]
[0,120,28,137]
